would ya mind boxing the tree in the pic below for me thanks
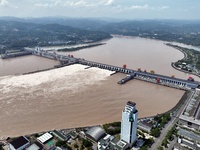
[82,139,92,148]
[157,146,164,150]
[74,143,79,148]
[80,145,84,150]
[0,146,3,150]
[161,138,168,148]
[103,122,121,135]
[139,146,148,150]
[56,140,72,150]
[33,133,39,137]
[151,128,161,137]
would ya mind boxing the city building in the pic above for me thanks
[37,132,53,144]
[179,90,200,131]
[26,142,44,150]
[98,134,129,150]
[52,130,66,141]
[9,136,30,150]
[121,101,138,147]
[174,138,200,150]
[138,120,153,133]
[98,134,115,150]
[85,126,106,143]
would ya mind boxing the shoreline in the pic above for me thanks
[26,37,113,51]
[0,90,188,141]
[171,62,200,78]
[165,43,200,79]
[57,43,106,52]
[0,35,190,140]
[112,34,200,51]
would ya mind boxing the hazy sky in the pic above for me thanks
[0,0,200,19]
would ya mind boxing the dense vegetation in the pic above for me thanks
[157,146,164,150]
[0,16,111,31]
[0,20,112,51]
[139,138,154,150]
[99,20,200,46]
[57,43,105,52]
[1,17,200,54]
[161,125,177,148]
[103,122,121,135]
[169,44,200,72]
[55,140,72,149]
[150,113,171,137]
[55,138,92,150]
[81,138,93,148]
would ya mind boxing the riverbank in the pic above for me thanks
[57,43,106,52]
[0,36,186,138]
[0,89,189,142]
[171,62,200,78]
[0,51,32,59]
[166,43,200,79]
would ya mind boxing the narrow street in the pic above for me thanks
[150,90,194,150]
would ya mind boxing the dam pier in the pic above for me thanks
[2,47,200,90]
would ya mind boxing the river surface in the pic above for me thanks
[0,36,194,138]
[0,55,58,76]
[57,36,199,81]
[170,42,200,52]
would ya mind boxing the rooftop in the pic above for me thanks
[127,101,136,107]
[180,90,200,123]
[124,101,137,114]
[138,121,153,132]
[52,130,66,141]
[37,132,53,144]
[98,134,114,150]
[117,140,127,148]
[85,126,106,142]
[10,136,30,149]
[27,143,40,150]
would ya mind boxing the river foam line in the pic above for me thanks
[0,64,114,90]
[0,64,115,139]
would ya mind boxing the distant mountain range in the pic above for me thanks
[0,16,114,31]
[0,19,112,51]
[0,17,200,52]
[99,20,200,46]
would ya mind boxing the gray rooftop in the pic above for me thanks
[127,101,136,107]
[85,126,106,142]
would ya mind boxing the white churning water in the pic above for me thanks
[0,36,186,139]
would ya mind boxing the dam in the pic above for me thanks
[1,47,200,90]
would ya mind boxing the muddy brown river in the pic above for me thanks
[0,36,193,138]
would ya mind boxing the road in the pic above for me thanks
[166,136,177,150]
[149,90,194,150]
[178,128,200,142]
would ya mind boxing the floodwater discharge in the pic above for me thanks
[0,36,194,138]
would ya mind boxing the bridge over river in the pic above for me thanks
[22,48,200,90]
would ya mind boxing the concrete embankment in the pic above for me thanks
[23,62,77,75]
[171,62,200,78]
[1,51,32,59]
[166,43,200,79]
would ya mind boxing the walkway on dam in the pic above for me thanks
[25,48,200,90]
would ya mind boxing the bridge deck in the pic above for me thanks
[25,48,200,90]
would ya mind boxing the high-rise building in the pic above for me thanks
[121,101,138,147]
